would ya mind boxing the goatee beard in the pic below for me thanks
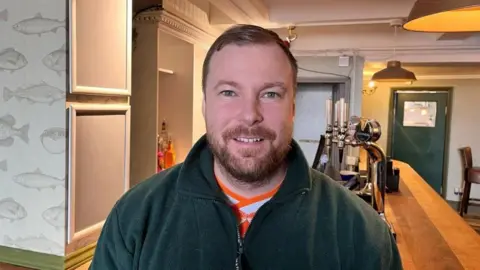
[206,127,291,186]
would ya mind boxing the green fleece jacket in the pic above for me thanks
[90,135,402,270]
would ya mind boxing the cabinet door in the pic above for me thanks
[66,0,132,255]
[70,0,131,95]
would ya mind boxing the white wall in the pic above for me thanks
[293,83,332,166]
[0,0,67,256]
[130,23,159,185]
[157,30,194,162]
[296,55,364,119]
[192,45,207,144]
[362,79,480,202]
[296,55,364,158]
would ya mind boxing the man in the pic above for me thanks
[90,24,402,269]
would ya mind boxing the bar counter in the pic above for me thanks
[385,160,480,270]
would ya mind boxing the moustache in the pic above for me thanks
[222,126,277,141]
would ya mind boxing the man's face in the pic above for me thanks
[203,43,295,184]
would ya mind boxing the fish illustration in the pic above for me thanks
[42,201,65,230]
[0,159,7,172]
[40,127,66,154]
[42,44,66,75]
[0,197,27,222]
[3,81,65,105]
[13,168,65,191]
[0,9,8,22]
[0,114,29,147]
[12,13,65,36]
[0,48,28,72]
[3,234,64,255]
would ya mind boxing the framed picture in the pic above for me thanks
[66,103,131,252]
[69,0,132,96]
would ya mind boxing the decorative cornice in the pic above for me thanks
[134,0,222,48]
[135,10,217,48]
[162,0,210,29]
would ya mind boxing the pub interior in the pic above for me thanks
[0,0,479,269]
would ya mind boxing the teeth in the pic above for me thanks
[236,138,262,143]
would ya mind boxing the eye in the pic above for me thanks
[262,92,280,99]
[220,90,237,97]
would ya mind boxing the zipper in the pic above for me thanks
[197,197,245,270]
[207,189,309,269]
[235,226,243,270]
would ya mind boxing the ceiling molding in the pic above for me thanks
[134,9,216,48]
[415,74,480,80]
[291,45,480,63]
[437,32,475,41]
[162,0,211,30]
[363,74,480,80]
[264,18,401,29]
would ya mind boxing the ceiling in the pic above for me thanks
[133,0,480,63]
[134,0,479,41]
[263,0,415,27]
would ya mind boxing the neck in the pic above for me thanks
[213,159,287,198]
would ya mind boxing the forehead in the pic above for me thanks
[206,44,293,88]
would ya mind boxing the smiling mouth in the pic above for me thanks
[234,137,264,143]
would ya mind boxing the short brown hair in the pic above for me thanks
[202,24,298,93]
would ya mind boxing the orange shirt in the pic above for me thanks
[217,178,281,238]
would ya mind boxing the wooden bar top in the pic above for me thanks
[385,160,480,270]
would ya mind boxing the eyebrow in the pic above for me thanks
[213,80,288,92]
[213,80,240,90]
[260,82,288,92]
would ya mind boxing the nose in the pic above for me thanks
[239,97,263,126]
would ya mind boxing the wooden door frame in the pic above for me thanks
[386,87,453,198]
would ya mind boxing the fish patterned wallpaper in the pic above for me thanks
[0,0,67,256]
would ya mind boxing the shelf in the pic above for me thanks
[158,68,174,74]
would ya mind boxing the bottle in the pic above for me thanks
[164,139,176,169]
[159,120,169,151]
[157,151,164,173]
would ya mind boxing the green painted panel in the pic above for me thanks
[0,245,64,270]
[391,91,449,195]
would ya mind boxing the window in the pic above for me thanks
[403,101,437,127]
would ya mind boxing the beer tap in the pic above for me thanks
[320,107,396,238]
[324,98,349,165]
[324,99,333,163]
[336,98,348,164]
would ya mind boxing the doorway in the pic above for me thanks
[293,83,333,165]
[388,88,452,196]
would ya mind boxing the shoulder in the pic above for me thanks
[309,169,402,269]
[309,169,377,215]
[122,165,181,202]
[309,168,389,232]
[112,164,183,231]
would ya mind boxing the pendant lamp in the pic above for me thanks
[403,0,480,32]
[371,61,417,82]
[371,22,417,83]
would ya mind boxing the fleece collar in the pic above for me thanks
[176,134,312,201]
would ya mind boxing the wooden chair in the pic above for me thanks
[458,147,480,216]
[459,147,480,234]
